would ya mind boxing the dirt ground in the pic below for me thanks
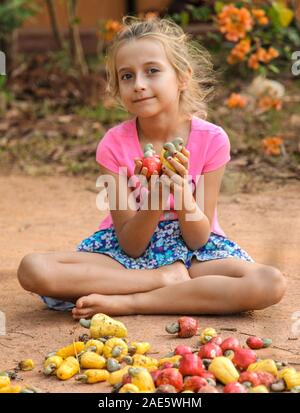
[0,174,299,393]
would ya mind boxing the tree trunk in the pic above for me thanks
[67,0,89,76]
[45,0,64,49]
[126,0,136,15]
[293,0,300,21]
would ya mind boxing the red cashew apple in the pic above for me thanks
[165,316,198,338]
[221,337,241,353]
[233,348,257,370]
[198,342,223,359]
[238,371,260,388]
[246,336,272,350]
[223,382,247,393]
[140,143,162,179]
[174,345,193,356]
[179,353,205,377]
[183,376,208,392]
[156,368,183,392]
[141,156,162,179]
[256,371,276,387]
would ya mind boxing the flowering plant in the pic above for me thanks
[171,1,300,76]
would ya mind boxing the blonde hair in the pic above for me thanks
[105,16,217,119]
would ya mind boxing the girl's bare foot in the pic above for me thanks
[72,293,135,319]
[71,261,190,319]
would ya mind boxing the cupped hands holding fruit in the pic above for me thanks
[134,137,191,201]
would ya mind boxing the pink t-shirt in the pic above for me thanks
[96,115,231,236]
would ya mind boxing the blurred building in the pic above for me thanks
[18,0,172,53]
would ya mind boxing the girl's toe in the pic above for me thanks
[75,308,91,317]
[75,296,86,309]
[72,307,91,320]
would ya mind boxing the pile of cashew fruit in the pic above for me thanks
[1,314,299,393]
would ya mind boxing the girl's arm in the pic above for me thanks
[177,165,226,250]
[161,149,226,251]
[99,165,166,258]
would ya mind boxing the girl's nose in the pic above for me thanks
[134,74,146,92]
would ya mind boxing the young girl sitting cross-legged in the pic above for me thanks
[17,16,286,318]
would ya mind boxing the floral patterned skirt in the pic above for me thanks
[76,219,254,269]
[41,219,254,311]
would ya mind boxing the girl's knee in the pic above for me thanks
[250,265,287,310]
[17,253,53,294]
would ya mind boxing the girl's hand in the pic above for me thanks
[134,158,169,210]
[133,158,160,192]
[160,147,192,196]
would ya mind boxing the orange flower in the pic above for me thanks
[258,96,282,111]
[102,19,123,41]
[266,47,279,60]
[256,47,279,63]
[258,16,269,25]
[247,46,279,69]
[227,54,239,65]
[248,53,259,69]
[217,5,253,42]
[226,93,248,108]
[138,11,159,21]
[227,38,251,64]
[256,47,269,62]
[252,8,269,25]
[252,9,265,19]
[145,12,159,20]
[262,137,283,156]
[105,20,123,33]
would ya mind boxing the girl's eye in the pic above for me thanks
[148,68,159,74]
[121,73,132,81]
[120,68,159,81]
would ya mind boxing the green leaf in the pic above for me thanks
[269,2,294,28]
[206,32,222,43]
[214,2,224,14]
[258,65,267,76]
[268,64,280,74]
[0,0,39,35]
[180,10,190,26]
[285,28,300,46]
[187,5,212,22]
[0,76,7,90]
[169,13,181,24]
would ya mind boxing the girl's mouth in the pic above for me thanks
[133,96,155,103]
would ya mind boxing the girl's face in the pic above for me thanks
[115,38,183,118]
